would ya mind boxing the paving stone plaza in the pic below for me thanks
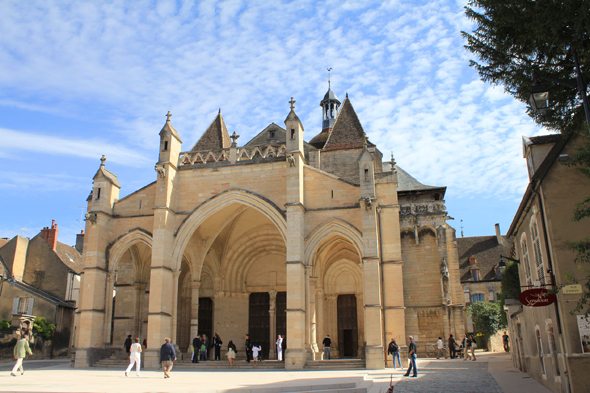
[0,352,552,393]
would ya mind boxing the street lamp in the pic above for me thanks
[529,53,590,134]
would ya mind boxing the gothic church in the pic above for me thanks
[75,87,466,369]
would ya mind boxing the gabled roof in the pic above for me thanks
[323,97,371,151]
[245,123,286,147]
[284,110,304,130]
[395,165,446,195]
[159,121,182,143]
[55,242,84,274]
[191,111,231,151]
[93,166,121,188]
[458,235,513,282]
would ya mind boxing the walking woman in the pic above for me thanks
[470,334,477,361]
[125,338,142,377]
[213,333,223,360]
[463,334,472,361]
[11,334,32,376]
[226,340,237,368]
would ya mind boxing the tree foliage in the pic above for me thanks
[33,317,55,340]
[467,301,503,342]
[462,0,590,134]
[497,261,521,326]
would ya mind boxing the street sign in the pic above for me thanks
[519,288,557,307]
[563,284,583,295]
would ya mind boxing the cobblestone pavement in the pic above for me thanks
[391,360,503,393]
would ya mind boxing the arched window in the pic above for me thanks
[530,217,545,285]
[535,326,546,376]
[520,233,532,286]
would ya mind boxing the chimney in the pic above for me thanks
[75,230,85,254]
[495,223,502,245]
[40,219,59,250]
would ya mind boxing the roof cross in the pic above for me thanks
[289,97,296,110]
[166,111,172,122]
[100,155,106,167]
[230,131,240,144]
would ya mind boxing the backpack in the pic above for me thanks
[389,342,399,353]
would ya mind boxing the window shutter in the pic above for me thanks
[26,297,34,315]
[12,298,20,315]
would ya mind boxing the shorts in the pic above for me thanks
[161,360,174,372]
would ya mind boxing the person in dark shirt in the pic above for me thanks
[502,331,510,352]
[192,335,201,363]
[448,334,456,359]
[245,334,253,363]
[387,338,401,368]
[403,335,417,377]
[322,335,332,360]
[159,337,177,379]
[213,333,223,360]
[124,335,132,357]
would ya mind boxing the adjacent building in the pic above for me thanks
[505,133,590,393]
[74,88,466,370]
[0,221,83,352]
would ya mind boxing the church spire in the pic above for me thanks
[320,71,341,133]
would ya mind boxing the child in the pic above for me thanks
[252,345,262,367]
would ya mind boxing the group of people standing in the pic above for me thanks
[191,333,223,362]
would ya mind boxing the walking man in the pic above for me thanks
[436,337,446,359]
[403,335,417,377]
[245,334,253,363]
[322,335,331,360]
[502,331,510,352]
[448,334,456,359]
[11,334,32,376]
[160,337,177,379]
[124,334,132,357]
[387,338,402,368]
[192,335,201,363]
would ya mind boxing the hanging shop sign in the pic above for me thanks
[519,288,557,307]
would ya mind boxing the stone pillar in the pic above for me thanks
[326,294,338,358]
[269,289,277,359]
[190,281,201,341]
[171,270,181,344]
[103,271,116,346]
[309,277,318,360]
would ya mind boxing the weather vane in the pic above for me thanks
[327,68,333,88]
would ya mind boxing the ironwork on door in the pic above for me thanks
[337,294,358,358]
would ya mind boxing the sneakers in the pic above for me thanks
[10,373,17,377]
[410,375,417,378]
[403,373,409,377]
[125,372,128,377]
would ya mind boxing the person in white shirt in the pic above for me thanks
[436,337,446,359]
[276,335,283,361]
[252,345,262,367]
[125,338,142,377]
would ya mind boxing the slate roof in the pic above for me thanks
[395,165,446,195]
[457,235,514,282]
[529,134,561,145]
[0,238,9,248]
[191,111,231,151]
[55,242,84,274]
[322,98,372,151]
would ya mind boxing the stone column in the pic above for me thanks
[309,277,318,360]
[316,287,324,346]
[103,271,116,346]
[326,294,338,358]
[171,270,182,344]
[269,289,277,359]
[190,281,201,341]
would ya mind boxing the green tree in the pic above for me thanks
[33,317,55,340]
[461,0,590,134]
[468,301,503,349]
[463,0,590,317]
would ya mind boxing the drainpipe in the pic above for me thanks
[376,206,387,365]
[532,188,572,393]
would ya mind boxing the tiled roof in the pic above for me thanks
[457,235,514,282]
[322,98,372,151]
[191,112,231,151]
[395,165,445,194]
[529,134,561,145]
[55,242,84,274]
[0,238,9,248]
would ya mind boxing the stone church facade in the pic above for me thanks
[74,88,465,369]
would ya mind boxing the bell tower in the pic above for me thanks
[320,81,341,132]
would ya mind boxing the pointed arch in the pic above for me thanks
[106,228,153,272]
[305,218,363,264]
[172,188,287,272]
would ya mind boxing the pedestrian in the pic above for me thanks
[125,338,142,377]
[436,337,446,359]
[470,334,477,361]
[142,338,147,349]
[227,340,237,368]
[463,334,472,361]
[387,338,402,368]
[192,335,201,363]
[201,334,209,360]
[245,334,253,363]
[502,331,510,352]
[276,334,283,361]
[322,335,331,360]
[403,335,417,377]
[213,333,223,360]
[124,334,132,356]
[159,337,176,379]
[281,336,286,361]
[252,345,262,367]
[11,334,32,377]
[448,334,456,359]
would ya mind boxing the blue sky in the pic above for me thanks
[0,0,546,246]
